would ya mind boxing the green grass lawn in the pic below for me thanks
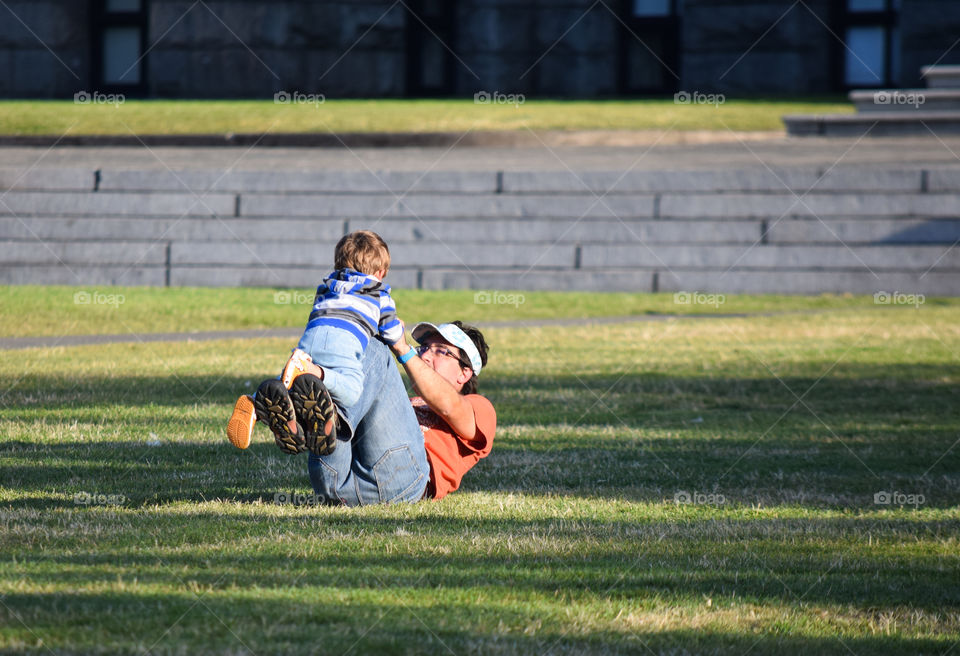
[1,289,958,654]
[0,285,892,338]
[0,98,853,136]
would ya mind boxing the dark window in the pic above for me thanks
[91,0,148,95]
[406,0,458,96]
[618,0,680,95]
[840,0,900,87]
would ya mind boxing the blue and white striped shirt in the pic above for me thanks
[302,268,403,349]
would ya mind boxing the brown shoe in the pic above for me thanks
[254,379,306,455]
[289,373,338,456]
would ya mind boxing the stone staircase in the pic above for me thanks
[1,165,958,295]
[784,65,960,137]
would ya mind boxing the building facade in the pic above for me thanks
[2,0,959,100]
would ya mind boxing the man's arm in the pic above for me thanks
[389,325,477,440]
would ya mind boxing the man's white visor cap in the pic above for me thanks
[411,322,482,375]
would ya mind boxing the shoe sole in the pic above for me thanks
[254,379,305,455]
[226,395,256,449]
[289,374,337,456]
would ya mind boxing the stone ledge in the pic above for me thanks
[921,65,960,89]
[0,130,785,149]
[783,112,960,137]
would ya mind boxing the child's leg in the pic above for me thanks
[297,326,365,409]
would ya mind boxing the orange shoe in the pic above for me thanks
[280,348,324,389]
[226,395,256,449]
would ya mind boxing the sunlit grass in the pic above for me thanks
[0,98,853,135]
[0,285,909,338]
[0,293,957,654]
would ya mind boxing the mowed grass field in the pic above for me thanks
[0,98,852,135]
[1,288,958,655]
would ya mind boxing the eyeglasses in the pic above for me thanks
[416,343,470,368]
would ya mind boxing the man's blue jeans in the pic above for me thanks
[307,339,429,505]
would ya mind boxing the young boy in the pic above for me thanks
[226,230,403,455]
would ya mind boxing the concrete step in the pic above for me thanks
[0,192,236,217]
[419,269,655,293]
[0,168,95,191]
[0,217,763,244]
[766,218,960,244]
[850,89,959,112]
[98,170,498,193]
[928,169,960,191]
[659,192,960,219]
[354,218,763,244]
[420,268,956,295]
[783,112,960,137]
[657,269,955,296]
[502,168,923,193]
[580,244,960,271]
[12,262,953,295]
[0,217,346,242]
[239,194,657,218]
[2,163,958,295]
[5,167,953,195]
[170,266,421,290]
[0,265,164,286]
[243,191,959,220]
[921,65,960,89]
[171,241,577,269]
[0,240,167,265]
[4,216,957,248]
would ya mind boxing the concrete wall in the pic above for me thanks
[681,0,834,94]
[0,0,90,98]
[148,0,406,98]
[457,0,620,97]
[3,0,960,99]
[900,0,960,88]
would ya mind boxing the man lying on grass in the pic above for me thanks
[233,320,496,505]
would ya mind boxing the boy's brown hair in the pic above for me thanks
[334,230,391,275]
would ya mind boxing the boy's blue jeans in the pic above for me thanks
[297,324,364,409]
[307,339,429,505]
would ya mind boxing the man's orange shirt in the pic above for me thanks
[411,395,497,500]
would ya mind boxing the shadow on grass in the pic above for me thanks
[3,363,957,421]
[0,587,954,655]
[1,364,958,508]
[6,506,959,601]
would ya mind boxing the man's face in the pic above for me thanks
[417,337,472,389]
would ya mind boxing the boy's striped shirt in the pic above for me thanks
[303,268,403,348]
